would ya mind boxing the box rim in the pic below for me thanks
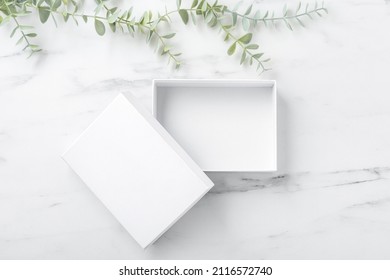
[152,79,277,172]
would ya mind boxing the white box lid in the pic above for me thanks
[62,94,214,248]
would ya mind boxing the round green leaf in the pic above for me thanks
[178,9,189,24]
[52,0,61,11]
[242,17,250,31]
[94,19,105,36]
[246,44,259,50]
[191,0,199,8]
[162,33,176,39]
[38,8,50,24]
[239,33,252,44]
[227,42,236,56]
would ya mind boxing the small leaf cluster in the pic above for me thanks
[0,0,328,74]
[0,0,41,56]
[227,1,328,31]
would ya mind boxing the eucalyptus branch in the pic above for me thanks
[95,0,182,67]
[226,1,328,31]
[213,10,269,74]
[0,0,40,55]
[164,0,269,73]
[0,0,328,74]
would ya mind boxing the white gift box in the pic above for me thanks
[63,80,277,248]
[153,79,277,172]
[62,94,214,248]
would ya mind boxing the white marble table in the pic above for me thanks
[1,0,390,259]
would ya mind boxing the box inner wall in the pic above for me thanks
[155,85,276,171]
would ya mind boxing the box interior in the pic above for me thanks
[154,80,277,172]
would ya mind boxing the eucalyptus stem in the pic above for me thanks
[226,7,328,22]
[97,0,181,67]
[1,0,39,55]
[151,29,181,67]
[12,17,30,47]
[0,0,328,74]
[213,11,268,74]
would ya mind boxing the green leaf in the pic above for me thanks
[117,23,124,33]
[190,11,196,24]
[246,44,259,50]
[177,0,182,9]
[19,25,34,30]
[52,0,61,11]
[30,44,40,50]
[209,17,217,27]
[232,1,242,12]
[196,0,204,14]
[191,0,199,8]
[205,10,213,23]
[52,14,58,27]
[82,15,88,23]
[109,23,116,33]
[238,33,252,44]
[94,19,105,36]
[253,53,264,59]
[296,17,305,27]
[127,24,135,36]
[283,18,293,30]
[16,36,24,45]
[161,46,171,55]
[162,33,176,39]
[72,16,78,26]
[178,9,189,24]
[296,2,302,13]
[108,11,119,24]
[121,10,128,20]
[10,26,18,38]
[95,3,103,15]
[128,7,133,19]
[0,15,3,24]
[146,30,153,42]
[227,42,236,56]
[38,8,50,24]
[201,0,207,12]
[26,33,37,37]
[232,12,237,25]
[245,4,252,15]
[254,10,261,19]
[242,17,250,31]
[240,51,246,65]
[63,12,69,22]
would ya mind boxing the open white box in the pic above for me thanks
[153,79,277,172]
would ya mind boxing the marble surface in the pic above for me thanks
[1,0,390,259]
